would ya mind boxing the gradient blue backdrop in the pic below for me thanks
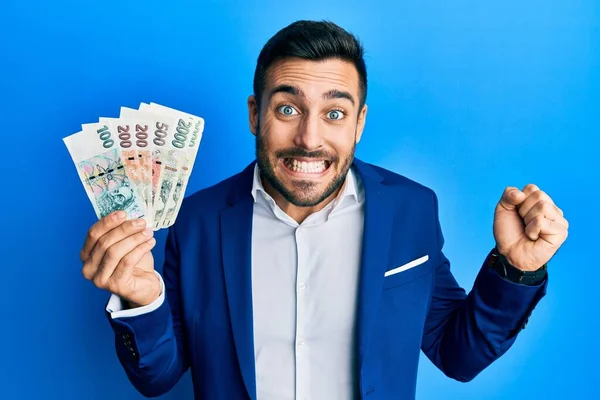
[1,1,597,399]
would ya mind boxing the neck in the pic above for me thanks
[261,177,347,224]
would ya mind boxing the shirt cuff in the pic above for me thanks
[105,271,165,319]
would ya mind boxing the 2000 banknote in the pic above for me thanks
[160,116,204,228]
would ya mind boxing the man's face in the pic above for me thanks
[249,57,367,207]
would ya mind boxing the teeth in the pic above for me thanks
[286,159,326,173]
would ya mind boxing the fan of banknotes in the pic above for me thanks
[63,102,205,230]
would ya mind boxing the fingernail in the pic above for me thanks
[142,227,153,236]
[113,211,126,220]
[510,190,520,199]
[132,219,145,227]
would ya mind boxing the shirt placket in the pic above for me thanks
[294,225,310,400]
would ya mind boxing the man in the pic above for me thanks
[80,20,569,399]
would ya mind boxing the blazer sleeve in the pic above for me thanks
[420,191,548,382]
[105,225,191,397]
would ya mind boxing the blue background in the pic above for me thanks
[1,0,597,399]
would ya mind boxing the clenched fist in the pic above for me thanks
[494,184,569,271]
[80,210,161,308]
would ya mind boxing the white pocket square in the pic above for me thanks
[384,255,429,277]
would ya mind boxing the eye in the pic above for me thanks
[277,105,298,116]
[327,109,345,120]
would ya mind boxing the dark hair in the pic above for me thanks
[253,20,367,111]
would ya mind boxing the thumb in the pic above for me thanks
[498,187,526,211]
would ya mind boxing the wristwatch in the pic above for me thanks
[489,247,547,286]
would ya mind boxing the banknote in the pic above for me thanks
[119,107,179,223]
[137,103,190,229]
[150,147,183,229]
[160,117,204,227]
[63,123,148,223]
[145,103,204,228]
[96,117,152,212]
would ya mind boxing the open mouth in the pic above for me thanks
[282,158,332,175]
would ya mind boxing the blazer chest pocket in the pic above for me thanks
[383,254,432,290]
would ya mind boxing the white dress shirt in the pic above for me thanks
[107,165,366,400]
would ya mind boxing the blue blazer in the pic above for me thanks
[107,158,547,399]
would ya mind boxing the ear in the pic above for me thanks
[355,104,368,144]
[248,95,259,136]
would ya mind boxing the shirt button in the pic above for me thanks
[298,283,306,290]
[298,341,305,347]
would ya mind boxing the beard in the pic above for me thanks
[255,126,356,208]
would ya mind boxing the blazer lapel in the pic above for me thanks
[352,159,397,376]
[220,162,257,400]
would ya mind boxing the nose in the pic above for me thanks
[293,114,324,151]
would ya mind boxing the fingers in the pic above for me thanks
[93,237,157,293]
[110,239,157,293]
[499,183,568,239]
[82,221,152,282]
[516,184,558,222]
[525,215,569,243]
[522,183,540,196]
[84,219,149,273]
[88,230,154,288]
[522,197,567,227]
[80,211,128,262]
[498,186,526,211]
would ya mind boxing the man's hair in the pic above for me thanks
[253,20,367,111]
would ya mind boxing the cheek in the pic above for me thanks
[327,128,356,156]
[260,112,275,134]
[261,115,297,149]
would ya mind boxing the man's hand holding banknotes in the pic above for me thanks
[81,211,159,308]
[63,102,204,307]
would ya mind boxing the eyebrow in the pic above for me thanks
[269,85,356,106]
[322,89,355,106]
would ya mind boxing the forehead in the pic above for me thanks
[265,57,360,99]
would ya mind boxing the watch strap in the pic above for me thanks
[489,247,547,286]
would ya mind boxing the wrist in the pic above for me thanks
[502,252,529,272]
[496,245,542,272]
[489,247,547,286]
[123,273,162,309]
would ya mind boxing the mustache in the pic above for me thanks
[275,147,338,162]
